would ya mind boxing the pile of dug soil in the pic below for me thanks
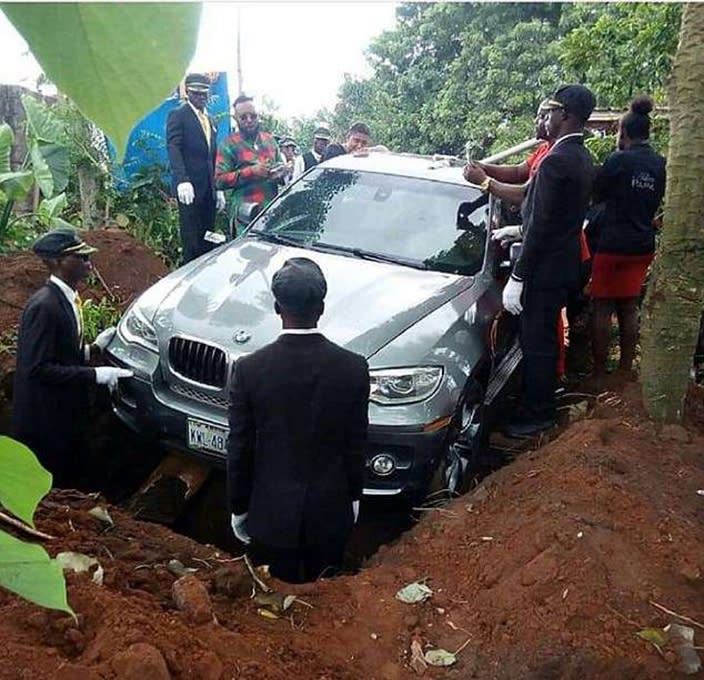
[0,228,168,385]
[1,384,703,679]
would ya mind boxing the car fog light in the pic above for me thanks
[371,454,396,476]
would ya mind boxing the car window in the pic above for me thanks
[252,168,488,276]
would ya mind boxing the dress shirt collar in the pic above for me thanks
[49,274,78,305]
[551,132,584,151]
[187,100,208,118]
[279,328,322,335]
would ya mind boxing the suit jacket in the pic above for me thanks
[227,333,369,549]
[515,135,594,289]
[12,281,95,483]
[166,103,217,203]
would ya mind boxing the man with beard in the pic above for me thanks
[166,73,225,264]
[502,84,596,436]
[215,94,282,234]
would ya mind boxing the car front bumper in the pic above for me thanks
[111,372,447,499]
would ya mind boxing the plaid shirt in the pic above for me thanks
[215,130,281,225]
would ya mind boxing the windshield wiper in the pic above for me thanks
[312,241,427,270]
[249,229,304,248]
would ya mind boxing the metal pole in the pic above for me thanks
[236,6,243,94]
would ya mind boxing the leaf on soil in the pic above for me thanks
[56,551,98,574]
[0,529,73,616]
[92,564,104,586]
[664,624,702,675]
[0,436,52,527]
[410,637,428,675]
[396,582,433,604]
[424,648,457,667]
[255,591,297,613]
[637,627,669,648]
[88,506,113,526]
[257,607,280,620]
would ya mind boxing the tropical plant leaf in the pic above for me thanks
[29,142,53,197]
[0,436,52,527]
[38,192,68,223]
[2,3,202,157]
[0,171,34,201]
[0,123,14,174]
[37,143,70,195]
[0,529,73,615]
[21,94,67,144]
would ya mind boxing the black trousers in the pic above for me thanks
[178,196,216,264]
[520,284,567,422]
[252,536,347,584]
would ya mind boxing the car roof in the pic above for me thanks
[319,151,475,187]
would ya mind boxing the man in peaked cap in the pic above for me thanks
[502,84,595,437]
[292,125,331,181]
[167,73,226,264]
[12,227,132,486]
[227,257,369,583]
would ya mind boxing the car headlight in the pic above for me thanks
[369,367,443,405]
[118,304,158,352]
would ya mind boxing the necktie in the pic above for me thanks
[75,293,84,347]
[197,110,211,146]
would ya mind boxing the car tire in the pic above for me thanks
[425,379,485,501]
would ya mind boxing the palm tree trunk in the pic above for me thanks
[640,4,704,424]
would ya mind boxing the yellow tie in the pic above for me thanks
[75,293,84,346]
[197,110,211,146]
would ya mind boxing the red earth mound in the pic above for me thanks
[1,384,703,679]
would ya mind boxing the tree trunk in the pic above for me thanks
[78,165,98,228]
[640,4,704,424]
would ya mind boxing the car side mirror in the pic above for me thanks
[457,196,488,230]
[237,202,262,228]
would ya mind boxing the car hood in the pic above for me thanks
[151,238,474,359]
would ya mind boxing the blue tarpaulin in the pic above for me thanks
[115,72,231,187]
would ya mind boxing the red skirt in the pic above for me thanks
[590,252,654,299]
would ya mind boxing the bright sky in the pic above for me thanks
[0,2,398,120]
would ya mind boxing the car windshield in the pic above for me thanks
[250,168,489,276]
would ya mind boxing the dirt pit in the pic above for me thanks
[2,383,704,680]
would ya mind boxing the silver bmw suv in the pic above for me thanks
[106,152,520,499]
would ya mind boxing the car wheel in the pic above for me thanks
[426,380,485,500]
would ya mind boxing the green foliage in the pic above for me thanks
[1,3,202,158]
[0,436,72,616]
[111,160,182,267]
[81,297,121,342]
[585,135,617,164]
[333,2,680,157]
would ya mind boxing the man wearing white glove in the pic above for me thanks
[504,84,596,438]
[167,73,220,264]
[491,225,523,248]
[12,228,130,488]
[228,259,369,581]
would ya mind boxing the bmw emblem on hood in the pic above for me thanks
[233,330,251,344]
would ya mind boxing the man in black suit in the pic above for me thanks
[166,73,225,264]
[12,228,132,486]
[502,84,596,437]
[227,257,369,583]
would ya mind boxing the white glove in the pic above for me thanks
[92,326,116,352]
[177,182,195,205]
[216,191,226,211]
[491,225,522,247]
[502,277,524,315]
[231,513,251,545]
[95,367,133,392]
[352,500,360,524]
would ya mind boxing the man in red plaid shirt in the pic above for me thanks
[215,95,283,235]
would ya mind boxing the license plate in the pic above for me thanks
[187,418,229,454]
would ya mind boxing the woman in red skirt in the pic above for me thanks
[590,96,666,380]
